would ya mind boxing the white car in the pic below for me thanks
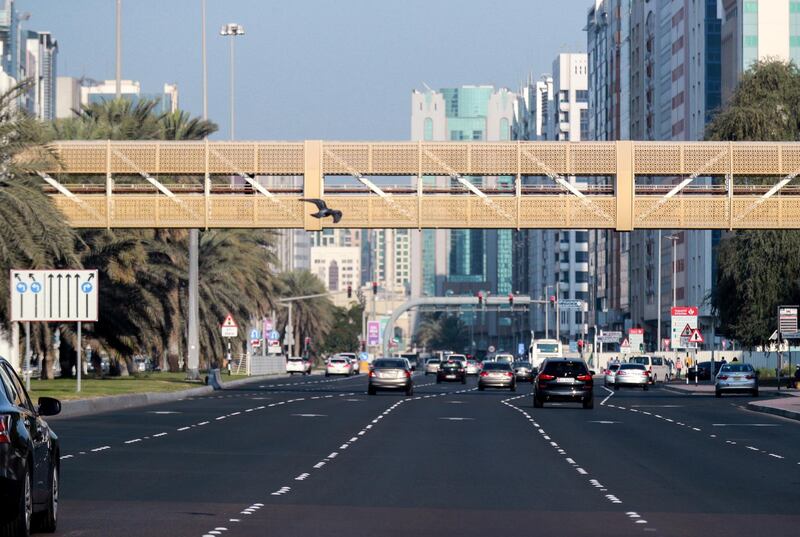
[326,355,355,376]
[286,356,311,375]
[340,352,360,374]
[424,358,441,375]
[466,360,480,375]
[494,353,515,365]
[604,363,621,386]
[629,355,670,383]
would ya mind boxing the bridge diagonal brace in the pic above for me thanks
[36,172,105,222]
[110,149,199,219]
[421,148,516,223]
[636,148,729,223]
[734,168,800,222]
[323,148,414,220]
[520,148,612,223]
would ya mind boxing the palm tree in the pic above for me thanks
[0,82,78,370]
[276,270,334,361]
[414,313,468,352]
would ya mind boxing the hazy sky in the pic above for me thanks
[22,0,589,140]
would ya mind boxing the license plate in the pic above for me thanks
[556,377,574,384]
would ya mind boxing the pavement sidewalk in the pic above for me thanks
[53,372,291,419]
[663,381,800,422]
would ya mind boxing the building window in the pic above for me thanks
[575,251,588,263]
[423,117,433,141]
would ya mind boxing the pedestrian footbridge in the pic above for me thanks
[40,140,800,230]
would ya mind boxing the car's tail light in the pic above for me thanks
[745,374,754,379]
[617,371,626,376]
[405,370,411,379]
[0,415,10,444]
[506,372,513,377]
[479,371,489,377]
[576,374,592,382]
[717,375,728,380]
[644,370,650,376]
[538,373,555,380]
[369,371,375,378]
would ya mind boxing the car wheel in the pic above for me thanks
[34,465,58,533]
[478,384,485,391]
[533,395,543,408]
[368,385,376,396]
[1,465,32,537]
[405,386,413,397]
[613,384,619,391]
[715,389,721,398]
[461,376,466,384]
[510,383,517,392]
[325,372,330,377]
[583,397,594,409]
[643,383,648,391]
[436,377,441,384]
[752,388,759,397]
[652,375,657,385]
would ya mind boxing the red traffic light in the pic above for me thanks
[577,339,584,348]
[549,295,556,304]
[372,281,378,295]
[477,291,483,304]
[508,293,514,305]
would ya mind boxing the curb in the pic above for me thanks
[746,401,800,422]
[53,373,291,420]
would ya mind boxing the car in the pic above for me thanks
[478,362,516,391]
[513,361,535,382]
[286,356,311,375]
[325,355,354,376]
[533,358,594,409]
[604,363,621,386]
[340,353,360,375]
[368,358,414,396]
[424,358,441,376]
[629,355,670,383]
[494,353,515,365]
[613,363,649,390]
[437,358,467,384]
[399,353,419,371]
[687,361,723,382]
[465,360,480,376]
[715,363,758,397]
[0,356,61,536]
[447,354,467,367]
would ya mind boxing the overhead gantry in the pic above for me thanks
[38,140,800,230]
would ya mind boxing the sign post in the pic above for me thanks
[10,269,99,392]
[777,306,798,391]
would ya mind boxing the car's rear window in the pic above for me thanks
[652,357,663,366]
[427,359,441,364]
[288,358,303,362]
[608,364,620,371]
[620,364,646,370]
[482,362,512,371]
[514,362,532,368]
[330,359,346,363]
[374,360,406,368]
[543,361,588,376]
[630,356,649,365]
[721,364,753,373]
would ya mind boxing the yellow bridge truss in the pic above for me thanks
[40,140,800,230]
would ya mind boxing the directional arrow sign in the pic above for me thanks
[10,269,99,322]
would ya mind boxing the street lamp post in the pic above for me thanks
[219,23,245,140]
[115,0,121,98]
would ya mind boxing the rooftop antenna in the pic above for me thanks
[422,81,433,92]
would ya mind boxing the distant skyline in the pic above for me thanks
[20,0,588,140]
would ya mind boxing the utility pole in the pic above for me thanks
[115,0,121,98]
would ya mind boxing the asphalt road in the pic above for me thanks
[45,373,800,537]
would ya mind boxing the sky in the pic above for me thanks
[22,0,589,141]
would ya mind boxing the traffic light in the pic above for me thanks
[508,293,514,306]
[372,281,378,295]
[477,291,483,305]
[549,295,556,307]
[577,339,584,349]
[347,284,352,299]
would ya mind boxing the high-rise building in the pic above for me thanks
[721,0,797,103]
[410,85,517,352]
[586,0,722,350]
[310,246,361,300]
[259,176,310,274]
[23,31,57,120]
[76,79,178,113]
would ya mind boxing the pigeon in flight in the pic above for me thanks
[299,198,343,223]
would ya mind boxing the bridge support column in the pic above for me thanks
[303,140,323,231]
[615,141,634,231]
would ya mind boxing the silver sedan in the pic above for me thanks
[604,363,621,386]
[613,363,649,390]
[715,363,758,397]
[424,359,441,375]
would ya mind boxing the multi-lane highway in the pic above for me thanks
[49,373,800,537]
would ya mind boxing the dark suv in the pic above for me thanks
[533,358,594,409]
[0,357,62,536]
[436,358,467,384]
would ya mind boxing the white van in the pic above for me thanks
[529,339,563,370]
[629,355,670,384]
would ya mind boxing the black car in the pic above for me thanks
[686,361,723,382]
[0,357,61,536]
[437,358,467,384]
[533,358,594,409]
[513,361,535,383]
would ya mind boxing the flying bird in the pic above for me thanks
[299,198,343,223]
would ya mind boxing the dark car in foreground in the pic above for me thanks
[436,358,467,384]
[687,361,723,382]
[533,358,594,409]
[0,357,61,536]
[368,358,414,396]
[478,362,516,391]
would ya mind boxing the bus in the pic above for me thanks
[529,339,563,370]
